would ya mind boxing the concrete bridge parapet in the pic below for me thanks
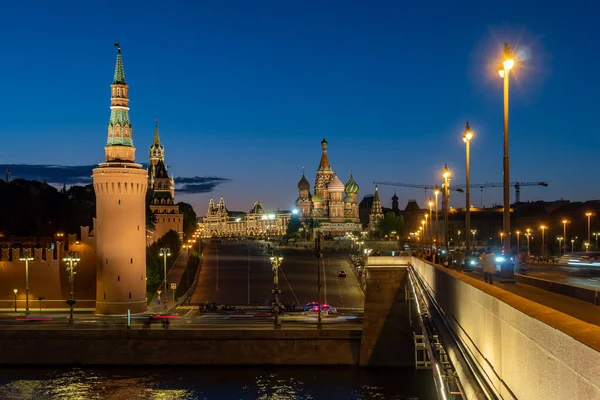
[410,257,600,399]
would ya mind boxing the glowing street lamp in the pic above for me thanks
[571,238,575,253]
[500,232,504,248]
[463,122,473,252]
[159,247,171,308]
[585,212,592,251]
[442,165,451,252]
[557,236,563,255]
[499,43,515,251]
[540,225,547,258]
[434,187,440,247]
[516,230,521,253]
[19,249,34,315]
[562,220,569,254]
[594,232,600,249]
[13,289,17,312]
[63,251,80,327]
[269,256,283,329]
[525,229,532,256]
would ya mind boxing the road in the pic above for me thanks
[520,262,600,291]
[189,242,364,310]
[0,313,361,330]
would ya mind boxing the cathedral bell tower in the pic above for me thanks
[92,44,148,315]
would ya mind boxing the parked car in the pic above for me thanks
[338,270,347,277]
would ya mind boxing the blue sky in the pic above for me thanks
[0,0,598,214]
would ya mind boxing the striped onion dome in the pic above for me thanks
[344,173,359,194]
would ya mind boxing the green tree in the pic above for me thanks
[377,212,404,237]
[286,214,302,239]
[146,229,183,293]
[177,201,197,236]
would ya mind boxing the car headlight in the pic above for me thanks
[495,256,506,263]
[470,260,476,265]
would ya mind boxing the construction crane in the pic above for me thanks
[375,181,548,206]
[450,181,548,204]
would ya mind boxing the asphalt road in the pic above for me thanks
[520,262,600,291]
[189,242,364,310]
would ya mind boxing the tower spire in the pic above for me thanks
[113,43,126,84]
[153,118,161,146]
[106,44,135,162]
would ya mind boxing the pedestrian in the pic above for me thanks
[454,248,464,272]
[482,247,496,285]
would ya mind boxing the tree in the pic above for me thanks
[286,214,302,239]
[177,201,197,236]
[146,229,183,294]
[377,212,404,237]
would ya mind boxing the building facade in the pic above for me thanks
[296,139,362,237]
[199,198,291,238]
[147,121,183,243]
[92,45,148,315]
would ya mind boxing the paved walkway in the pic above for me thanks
[148,250,191,313]
[463,269,600,327]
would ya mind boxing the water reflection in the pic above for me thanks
[0,366,434,400]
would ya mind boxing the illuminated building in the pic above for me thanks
[92,44,148,315]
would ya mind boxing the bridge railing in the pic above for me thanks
[410,257,600,400]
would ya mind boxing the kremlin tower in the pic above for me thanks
[369,185,384,231]
[92,44,148,315]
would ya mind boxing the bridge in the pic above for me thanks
[360,255,600,399]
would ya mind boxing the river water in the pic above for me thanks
[0,366,435,400]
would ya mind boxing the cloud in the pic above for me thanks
[175,177,231,194]
[0,164,230,194]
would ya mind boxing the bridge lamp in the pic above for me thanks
[585,212,592,251]
[19,250,34,315]
[159,247,171,305]
[463,122,473,253]
[269,256,283,329]
[498,43,515,252]
[13,289,17,312]
[540,225,547,258]
[562,220,569,254]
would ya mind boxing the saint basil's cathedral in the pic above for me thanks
[296,139,363,237]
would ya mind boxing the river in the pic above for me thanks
[0,366,435,399]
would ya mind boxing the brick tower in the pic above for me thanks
[93,44,148,315]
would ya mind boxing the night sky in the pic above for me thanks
[1,1,598,214]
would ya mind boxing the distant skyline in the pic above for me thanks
[1,1,599,214]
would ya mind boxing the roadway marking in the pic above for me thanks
[346,258,365,297]
[278,266,300,305]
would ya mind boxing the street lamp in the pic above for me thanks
[585,212,592,252]
[471,229,477,246]
[594,232,599,250]
[19,249,34,315]
[434,187,440,248]
[63,251,80,327]
[421,219,426,249]
[516,230,521,253]
[270,256,283,329]
[562,220,569,254]
[442,165,451,252]
[463,122,473,253]
[428,199,434,246]
[540,225,547,258]
[585,242,590,252]
[571,238,575,253]
[500,232,504,248]
[557,237,563,255]
[525,229,531,256]
[13,289,17,312]
[499,43,515,251]
[159,247,171,308]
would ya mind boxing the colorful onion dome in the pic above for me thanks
[344,173,360,194]
[327,174,344,192]
[343,195,353,203]
[312,193,323,203]
[297,173,310,191]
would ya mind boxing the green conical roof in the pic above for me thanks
[113,44,126,84]
[152,119,161,146]
[344,173,359,194]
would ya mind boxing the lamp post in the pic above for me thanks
[19,249,34,315]
[434,187,440,248]
[594,232,599,250]
[571,239,575,253]
[463,122,473,253]
[442,165,451,252]
[421,219,426,250]
[269,256,283,329]
[525,229,531,256]
[159,247,171,308]
[63,251,80,327]
[13,289,17,312]
[471,229,477,246]
[516,230,521,254]
[557,237,563,255]
[540,225,546,259]
[500,232,504,248]
[428,199,434,246]
[314,232,323,330]
[562,220,569,254]
[585,242,590,252]
[499,43,515,252]
[585,212,592,252]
